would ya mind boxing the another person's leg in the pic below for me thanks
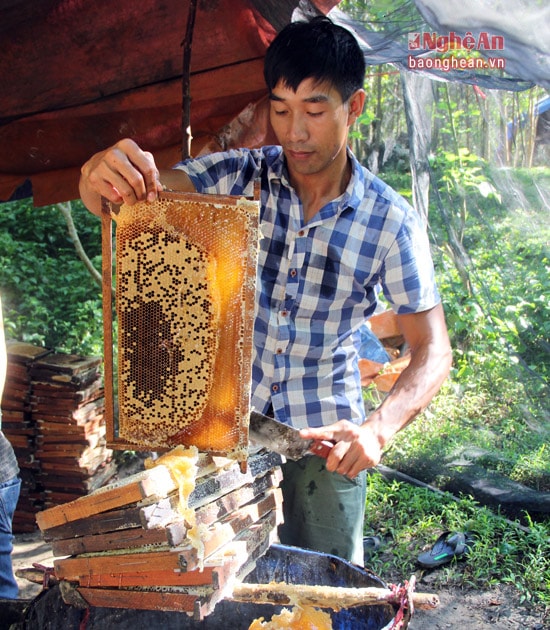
[278,455,366,565]
[0,474,21,599]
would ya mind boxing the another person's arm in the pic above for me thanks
[300,302,452,478]
[0,296,6,406]
[79,138,195,215]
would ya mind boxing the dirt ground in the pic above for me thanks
[410,583,547,629]
[9,531,548,630]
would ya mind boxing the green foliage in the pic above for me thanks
[0,198,103,355]
[364,472,550,605]
[432,148,502,204]
[384,164,549,486]
[374,161,549,608]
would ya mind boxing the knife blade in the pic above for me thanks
[248,410,333,461]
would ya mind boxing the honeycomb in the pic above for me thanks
[112,191,259,459]
[248,606,333,629]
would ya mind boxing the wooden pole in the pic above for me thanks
[231,581,439,611]
[100,198,115,444]
[182,0,199,160]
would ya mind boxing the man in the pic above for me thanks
[0,296,21,599]
[79,17,452,565]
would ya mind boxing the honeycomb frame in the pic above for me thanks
[101,190,260,462]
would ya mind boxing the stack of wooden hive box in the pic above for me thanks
[0,342,115,531]
[1,341,50,531]
[36,449,283,620]
[29,352,115,508]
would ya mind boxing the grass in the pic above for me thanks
[364,165,550,609]
[363,471,550,606]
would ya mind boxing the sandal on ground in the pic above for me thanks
[417,531,476,568]
[363,535,382,561]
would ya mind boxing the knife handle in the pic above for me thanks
[309,439,334,459]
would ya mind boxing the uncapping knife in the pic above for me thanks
[248,410,333,461]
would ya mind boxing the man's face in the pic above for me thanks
[269,78,360,179]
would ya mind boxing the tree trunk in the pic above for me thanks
[57,202,102,290]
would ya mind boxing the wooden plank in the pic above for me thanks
[138,452,282,530]
[5,340,51,363]
[73,511,278,616]
[54,549,183,581]
[193,511,279,620]
[78,565,221,589]
[66,512,276,591]
[369,309,401,340]
[142,468,281,532]
[177,490,282,573]
[32,379,103,396]
[42,504,144,542]
[36,464,177,530]
[40,453,253,539]
[76,587,198,613]
[38,450,281,532]
[51,524,169,557]
[186,450,281,511]
[193,469,282,528]
[30,353,102,375]
[100,201,115,447]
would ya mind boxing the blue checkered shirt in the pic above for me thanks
[176,146,440,429]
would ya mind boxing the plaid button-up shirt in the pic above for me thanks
[177,146,440,429]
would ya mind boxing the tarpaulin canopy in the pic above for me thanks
[2,0,548,206]
[0,0,339,205]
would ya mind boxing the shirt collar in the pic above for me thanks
[341,148,366,211]
[265,145,367,215]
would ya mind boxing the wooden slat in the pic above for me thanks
[53,490,280,580]
[51,524,169,557]
[76,587,198,614]
[142,468,281,532]
[79,565,221,589]
[54,549,183,581]
[51,470,282,554]
[177,490,281,573]
[101,199,116,446]
[36,464,177,530]
[73,511,278,615]
[142,450,282,525]
[369,309,401,340]
[193,513,278,620]
[40,453,281,539]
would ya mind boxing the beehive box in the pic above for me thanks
[101,191,260,461]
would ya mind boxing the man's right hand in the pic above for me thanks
[79,139,164,215]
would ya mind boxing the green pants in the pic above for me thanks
[278,455,367,566]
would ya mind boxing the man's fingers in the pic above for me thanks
[323,439,350,473]
[106,147,150,203]
[141,151,163,202]
[83,140,162,206]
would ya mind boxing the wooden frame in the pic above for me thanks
[101,190,259,456]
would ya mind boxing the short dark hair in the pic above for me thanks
[264,16,365,103]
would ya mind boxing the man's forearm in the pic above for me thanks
[363,303,452,449]
[364,336,452,450]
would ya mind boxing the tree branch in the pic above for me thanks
[57,201,103,290]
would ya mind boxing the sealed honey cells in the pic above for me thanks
[113,192,259,459]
